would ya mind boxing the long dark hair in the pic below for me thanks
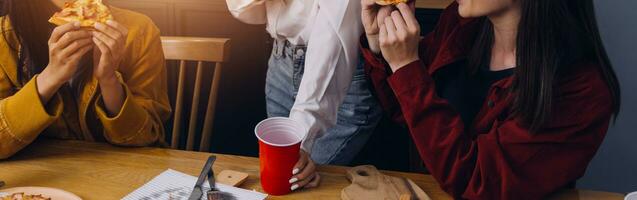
[0,0,58,83]
[468,0,621,132]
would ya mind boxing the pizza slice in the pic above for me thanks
[49,0,113,28]
[1,193,51,200]
[375,0,409,5]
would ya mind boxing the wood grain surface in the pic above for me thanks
[0,139,624,200]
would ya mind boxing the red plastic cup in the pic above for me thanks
[255,117,307,196]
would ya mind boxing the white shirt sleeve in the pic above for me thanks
[225,0,267,25]
[289,0,363,153]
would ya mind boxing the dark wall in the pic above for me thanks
[108,0,270,156]
[578,0,637,193]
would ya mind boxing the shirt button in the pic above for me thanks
[488,100,495,108]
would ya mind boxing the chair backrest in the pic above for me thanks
[161,36,231,152]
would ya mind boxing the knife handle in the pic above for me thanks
[195,156,217,187]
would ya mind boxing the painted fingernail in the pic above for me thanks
[95,23,103,29]
[290,184,299,191]
[292,168,300,175]
[289,177,298,184]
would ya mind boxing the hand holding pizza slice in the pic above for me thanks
[49,0,113,27]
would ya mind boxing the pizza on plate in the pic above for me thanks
[375,0,409,5]
[49,0,113,27]
[1,193,51,200]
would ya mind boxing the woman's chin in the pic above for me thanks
[458,6,482,18]
[458,7,471,18]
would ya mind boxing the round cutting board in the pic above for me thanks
[342,165,431,200]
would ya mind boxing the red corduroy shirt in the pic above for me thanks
[360,3,613,200]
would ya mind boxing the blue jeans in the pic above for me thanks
[265,39,382,165]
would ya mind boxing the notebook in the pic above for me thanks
[122,169,267,200]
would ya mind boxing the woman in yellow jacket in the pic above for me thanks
[0,0,171,159]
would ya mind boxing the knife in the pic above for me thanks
[188,156,217,200]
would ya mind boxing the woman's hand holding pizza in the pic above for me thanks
[378,3,420,72]
[361,0,394,54]
[37,22,93,103]
[92,20,129,83]
[92,20,129,116]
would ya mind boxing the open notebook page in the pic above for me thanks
[122,169,267,200]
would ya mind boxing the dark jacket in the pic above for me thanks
[361,3,613,200]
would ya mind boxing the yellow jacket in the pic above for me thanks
[0,7,171,159]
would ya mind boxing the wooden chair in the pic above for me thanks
[161,36,231,152]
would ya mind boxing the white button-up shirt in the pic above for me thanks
[227,0,363,152]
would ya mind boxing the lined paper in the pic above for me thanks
[122,169,267,200]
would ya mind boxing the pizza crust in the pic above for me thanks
[48,17,71,27]
[49,0,113,27]
[375,0,409,5]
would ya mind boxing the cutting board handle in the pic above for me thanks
[345,165,383,190]
[342,165,432,200]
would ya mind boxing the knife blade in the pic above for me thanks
[188,156,217,200]
[188,188,203,200]
[207,163,217,191]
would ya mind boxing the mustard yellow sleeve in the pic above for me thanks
[94,20,171,147]
[94,78,164,146]
[0,76,63,159]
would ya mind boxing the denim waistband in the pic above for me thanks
[273,39,307,61]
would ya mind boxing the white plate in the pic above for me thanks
[0,187,82,200]
[626,191,637,200]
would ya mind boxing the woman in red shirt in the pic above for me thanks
[360,0,621,199]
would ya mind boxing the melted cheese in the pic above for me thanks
[49,0,113,27]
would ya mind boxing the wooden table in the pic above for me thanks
[0,139,625,200]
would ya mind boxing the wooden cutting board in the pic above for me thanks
[341,165,432,200]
